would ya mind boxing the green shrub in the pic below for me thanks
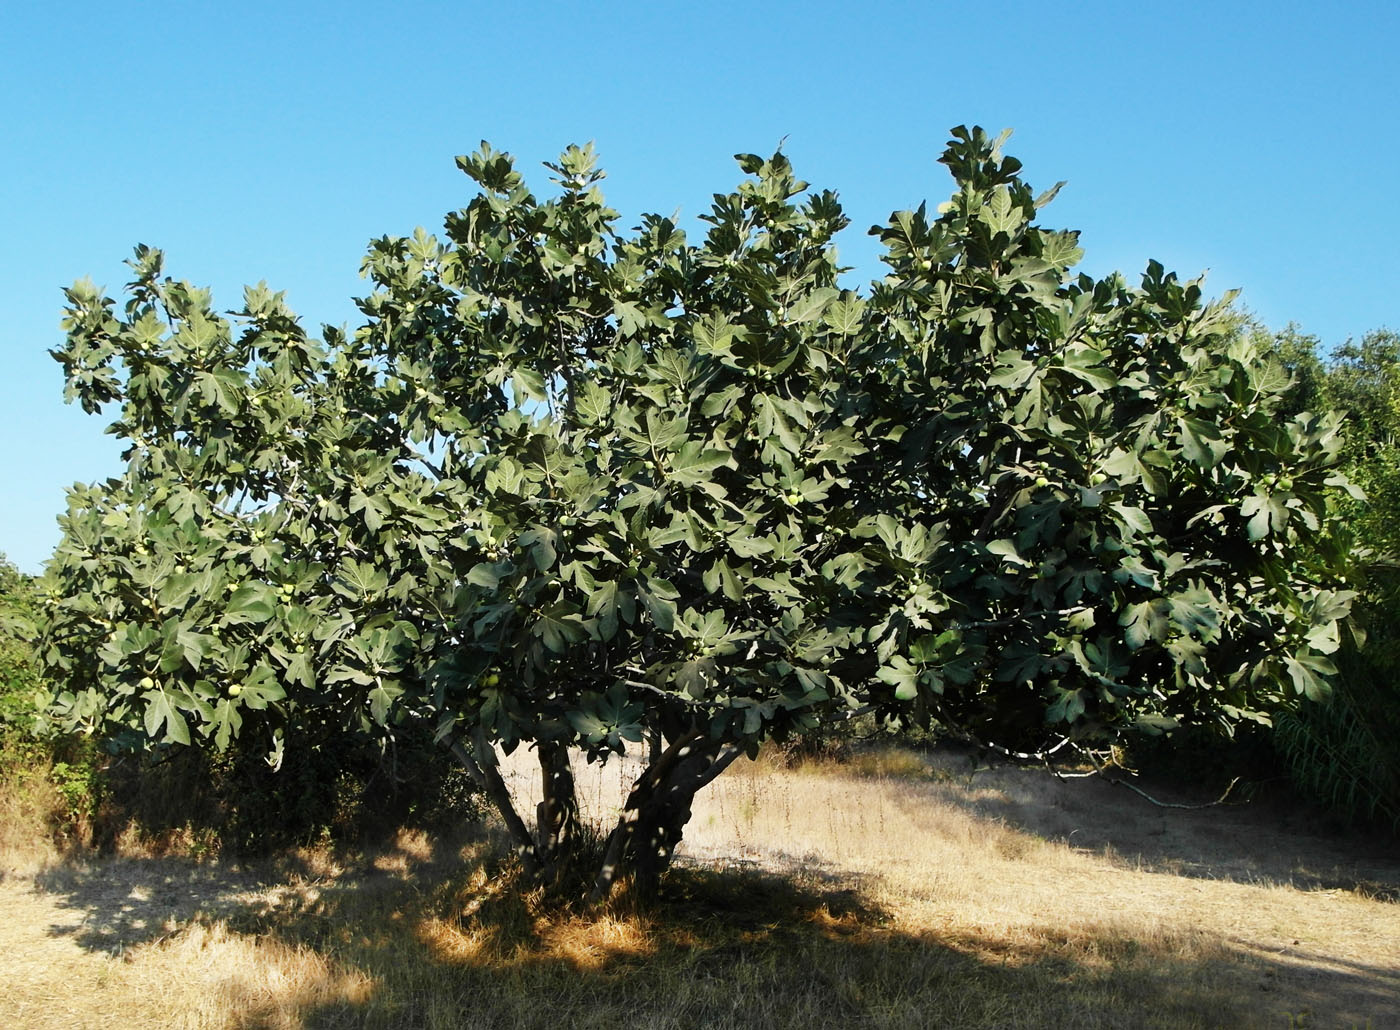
[0,553,41,731]
[1257,327,1400,833]
[4,550,480,856]
[1274,638,1400,832]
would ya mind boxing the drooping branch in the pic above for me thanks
[441,733,540,876]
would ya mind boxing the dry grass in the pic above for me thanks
[0,747,81,877]
[1,745,1397,1029]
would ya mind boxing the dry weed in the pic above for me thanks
[0,744,1394,1028]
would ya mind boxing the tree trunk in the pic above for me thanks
[646,724,662,766]
[535,740,581,885]
[443,725,744,904]
[443,735,541,878]
[590,733,745,903]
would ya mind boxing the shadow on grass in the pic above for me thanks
[30,821,497,955]
[28,847,1400,1030]
[896,747,1400,903]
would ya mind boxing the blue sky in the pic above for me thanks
[3,1,1397,573]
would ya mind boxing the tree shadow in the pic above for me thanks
[27,852,1400,1029]
[912,747,1400,901]
[29,820,501,955]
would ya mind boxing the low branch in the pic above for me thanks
[1080,745,1242,809]
[945,727,1076,764]
[620,678,704,706]
[690,743,746,793]
[440,733,540,876]
[1106,774,1241,810]
[962,607,1088,631]
[955,729,1243,810]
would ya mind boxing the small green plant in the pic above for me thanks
[49,757,100,824]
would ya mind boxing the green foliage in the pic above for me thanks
[38,128,1359,882]
[1,553,108,843]
[1263,327,1400,554]
[1255,326,1400,830]
[48,753,101,826]
[1326,331,1400,557]
[1274,648,1400,832]
[1254,323,1327,419]
[0,553,42,730]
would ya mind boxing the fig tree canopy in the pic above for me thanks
[40,127,1356,897]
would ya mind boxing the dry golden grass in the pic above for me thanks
[0,745,85,879]
[1,745,1396,1029]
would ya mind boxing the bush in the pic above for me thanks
[3,549,481,858]
[1257,326,1400,834]
[0,553,41,731]
[1274,637,1400,832]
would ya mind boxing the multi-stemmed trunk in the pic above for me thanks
[589,730,745,901]
[444,726,743,903]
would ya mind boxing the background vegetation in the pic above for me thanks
[1261,327,1400,830]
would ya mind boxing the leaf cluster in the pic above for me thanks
[38,129,1358,769]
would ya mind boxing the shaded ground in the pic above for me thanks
[1,749,1397,1029]
[923,749,1399,898]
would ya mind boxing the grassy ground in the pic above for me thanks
[1,745,1396,1029]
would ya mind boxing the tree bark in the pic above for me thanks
[590,733,745,903]
[535,740,581,884]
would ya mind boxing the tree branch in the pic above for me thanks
[1104,774,1241,809]
[439,732,540,875]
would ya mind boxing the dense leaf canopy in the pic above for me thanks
[40,127,1355,800]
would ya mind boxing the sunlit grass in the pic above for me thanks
[1,745,1396,1028]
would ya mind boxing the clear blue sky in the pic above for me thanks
[3,1,1396,573]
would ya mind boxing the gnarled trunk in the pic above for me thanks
[535,739,582,885]
[591,732,745,903]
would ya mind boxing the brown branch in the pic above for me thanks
[440,733,540,876]
[1103,771,1242,810]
